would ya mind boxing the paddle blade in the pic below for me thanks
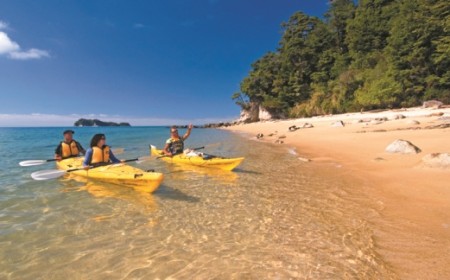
[31,169,67,180]
[19,160,47,167]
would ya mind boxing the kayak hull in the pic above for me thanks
[150,145,244,171]
[56,158,163,193]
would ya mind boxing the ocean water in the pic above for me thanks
[0,127,396,279]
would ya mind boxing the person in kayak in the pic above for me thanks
[163,124,193,156]
[54,129,86,161]
[83,133,123,169]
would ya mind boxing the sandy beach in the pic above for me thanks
[223,106,450,279]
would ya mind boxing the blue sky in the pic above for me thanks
[0,0,330,126]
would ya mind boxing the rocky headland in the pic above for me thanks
[74,118,131,127]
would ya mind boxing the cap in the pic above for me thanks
[63,130,75,135]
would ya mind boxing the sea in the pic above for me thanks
[0,126,396,279]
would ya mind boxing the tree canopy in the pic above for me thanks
[232,0,450,119]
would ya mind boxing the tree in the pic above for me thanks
[325,0,355,54]
[386,0,450,105]
[231,0,449,120]
[277,12,334,105]
[346,0,398,68]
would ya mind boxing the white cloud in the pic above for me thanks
[133,23,145,29]
[9,48,50,60]
[0,113,235,127]
[0,31,20,54]
[0,21,50,60]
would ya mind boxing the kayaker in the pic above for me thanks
[163,124,193,156]
[83,133,123,169]
[54,129,86,161]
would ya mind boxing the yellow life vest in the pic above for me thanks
[91,146,110,165]
[61,141,79,159]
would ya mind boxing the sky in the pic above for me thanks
[0,0,330,126]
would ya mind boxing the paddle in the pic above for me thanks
[30,156,152,181]
[19,148,126,167]
[20,159,58,167]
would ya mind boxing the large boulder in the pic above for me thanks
[258,106,273,121]
[385,139,421,154]
[237,102,260,123]
[422,153,450,168]
[237,103,280,122]
[423,100,443,108]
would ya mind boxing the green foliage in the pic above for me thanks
[354,57,403,109]
[386,0,450,104]
[233,0,449,119]
[325,0,355,54]
[346,0,398,68]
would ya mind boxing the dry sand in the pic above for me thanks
[223,106,450,278]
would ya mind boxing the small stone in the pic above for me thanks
[389,114,406,120]
[331,120,345,127]
[406,120,420,125]
[422,153,450,168]
[429,112,444,117]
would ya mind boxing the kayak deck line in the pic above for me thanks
[150,145,244,171]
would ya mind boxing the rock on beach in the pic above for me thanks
[385,139,421,154]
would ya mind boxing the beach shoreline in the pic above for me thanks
[222,106,450,278]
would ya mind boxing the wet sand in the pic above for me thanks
[223,107,450,279]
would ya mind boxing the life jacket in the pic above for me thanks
[91,145,110,165]
[61,141,79,159]
[167,138,184,154]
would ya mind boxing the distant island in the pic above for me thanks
[74,118,131,127]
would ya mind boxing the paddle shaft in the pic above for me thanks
[19,148,125,167]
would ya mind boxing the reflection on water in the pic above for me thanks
[61,177,158,214]
[162,164,240,184]
[0,130,397,279]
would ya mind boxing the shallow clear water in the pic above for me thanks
[0,127,395,279]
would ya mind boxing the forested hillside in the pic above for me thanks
[232,0,449,121]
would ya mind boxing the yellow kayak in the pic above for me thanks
[56,157,163,193]
[150,145,244,171]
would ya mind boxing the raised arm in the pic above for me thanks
[182,124,193,141]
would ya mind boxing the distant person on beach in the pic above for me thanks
[54,129,86,160]
[163,124,193,156]
[83,133,123,169]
